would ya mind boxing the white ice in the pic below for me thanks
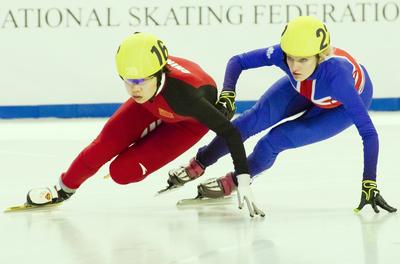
[1,112,399,264]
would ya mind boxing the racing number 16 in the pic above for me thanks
[151,40,168,66]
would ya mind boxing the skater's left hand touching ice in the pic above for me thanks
[354,180,397,213]
[237,174,265,217]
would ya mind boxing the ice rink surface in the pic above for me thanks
[0,112,399,264]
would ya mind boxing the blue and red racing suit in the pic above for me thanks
[196,45,378,181]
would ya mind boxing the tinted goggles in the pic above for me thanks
[126,76,154,85]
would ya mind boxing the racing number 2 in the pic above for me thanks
[316,26,328,51]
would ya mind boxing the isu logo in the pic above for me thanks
[158,108,174,119]
[266,46,274,59]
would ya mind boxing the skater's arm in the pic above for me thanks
[164,79,249,175]
[328,64,378,181]
[223,44,283,91]
[185,97,249,175]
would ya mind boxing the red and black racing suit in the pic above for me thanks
[61,56,248,189]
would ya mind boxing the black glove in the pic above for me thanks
[354,180,397,213]
[215,90,236,120]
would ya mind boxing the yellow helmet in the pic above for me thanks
[280,16,330,57]
[116,32,169,79]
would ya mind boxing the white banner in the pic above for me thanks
[1,0,399,105]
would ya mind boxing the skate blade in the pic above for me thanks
[155,185,182,197]
[176,196,233,207]
[4,202,62,213]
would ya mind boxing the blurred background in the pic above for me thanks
[1,0,399,118]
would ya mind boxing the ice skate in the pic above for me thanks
[4,183,74,213]
[156,158,205,196]
[176,172,236,206]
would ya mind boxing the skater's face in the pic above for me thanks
[286,54,318,81]
[124,76,158,103]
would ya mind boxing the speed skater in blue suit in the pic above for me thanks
[164,16,397,216]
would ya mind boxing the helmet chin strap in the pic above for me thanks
[149,72,166,102]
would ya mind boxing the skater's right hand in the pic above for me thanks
[236,174,265,217]
[216,90,236,120]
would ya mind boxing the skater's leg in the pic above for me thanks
[109,120,209,184]
[196,106,355,199]
[61,99,158,190]
[246,106,354,177]
[27,99,160,206]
